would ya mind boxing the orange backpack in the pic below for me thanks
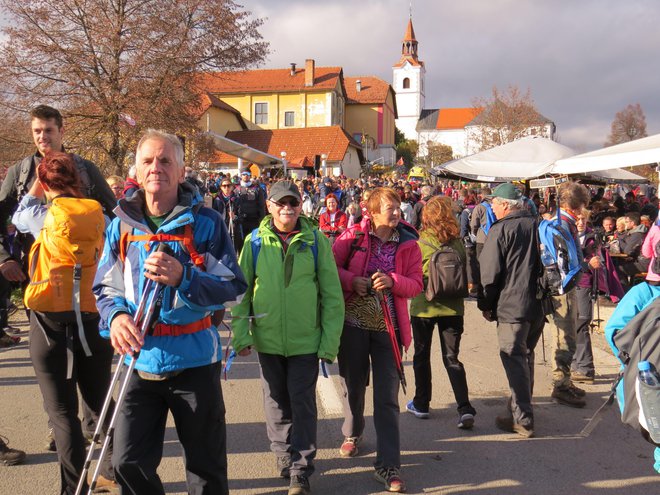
[25,197,105,316]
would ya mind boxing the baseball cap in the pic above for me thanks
[268,181,301,203]
[240,170,251,176]
[489,183,522,200]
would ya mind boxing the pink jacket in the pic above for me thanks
[641,223,660,282]
[332,217,423,349]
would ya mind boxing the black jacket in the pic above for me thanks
[477,209,542,323]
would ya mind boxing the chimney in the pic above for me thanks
[305,59,315,87]
[356,79,361,92]
[290,63,296,76]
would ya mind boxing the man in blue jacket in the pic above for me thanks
[93,129,247,495]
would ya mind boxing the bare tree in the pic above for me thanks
[0,0,269,175]
[605,103,648,146]
[469,85,553,152]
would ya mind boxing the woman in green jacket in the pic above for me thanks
[407,195,477,429]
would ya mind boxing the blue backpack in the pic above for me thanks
[481,201,497,235]
[538,210,582,294]
[250,227,319,272]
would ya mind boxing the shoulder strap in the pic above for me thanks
[251,227,319,273]
[343,229,365,270]
[16,156,34,201]
[72,155,93,196]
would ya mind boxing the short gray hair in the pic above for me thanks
[493,196,524,210]
[135,129,184,169]
[421,185,433,197]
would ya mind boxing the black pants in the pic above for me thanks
[571,287,595,377]
[29,312,114,495]
[113,362,228,495]
[338,325,401,469]
[258,352,319,477]
[410,315,476,416]
[0,274,11,329]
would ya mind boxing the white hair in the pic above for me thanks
[135,129,184,169]
[493,197,524,210]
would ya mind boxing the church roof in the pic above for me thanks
[198,67,343,94]
[402,18,417,42]
[417,108,484,131]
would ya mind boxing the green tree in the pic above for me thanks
[395,127,418,170]
[0,0,269,175]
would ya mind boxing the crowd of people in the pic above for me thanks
[0,105,659,494]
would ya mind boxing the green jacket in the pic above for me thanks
[231,215,345,361]
[409,231,465,318]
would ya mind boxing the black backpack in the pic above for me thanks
[419,238,468,300]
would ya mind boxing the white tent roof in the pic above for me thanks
[436,136,575,182]
[578,168,647,184]
[553,133,660,174]
[206,131,283,168]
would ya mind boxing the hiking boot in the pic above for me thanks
[571,371,595,384]
[495,415,535,438]
[339,436,361,457]
[374,467,406,492]
[288,474,311,495]
[277,455,291,479]
[0,334,20,347]
[91,474,118,493]
[457,413,475,430]
[568,382,586,397]
[551,386,586,408]
[0,436,26,466]
[45,428,56,452]
[405,400,429,419]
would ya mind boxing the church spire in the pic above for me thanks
[401,18,418,61]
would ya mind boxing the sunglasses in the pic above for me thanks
[270,198,300,208]
[221,184,232,188]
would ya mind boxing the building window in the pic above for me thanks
[284,111,295,127]
[403,77,410,89]
[255,102,268,124]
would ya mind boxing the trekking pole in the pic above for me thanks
[376,287,407,395]
[78,243,172,495]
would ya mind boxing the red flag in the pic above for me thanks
[396,157,404,166]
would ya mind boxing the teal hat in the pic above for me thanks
[489,183,522,200]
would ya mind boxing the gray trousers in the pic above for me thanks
[496,318,544,427]
[550,288,580,388]
[338,325,401,469]
[258,352,319,478]
[571,287,595,376]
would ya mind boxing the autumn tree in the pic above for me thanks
[0,0,269,175]
[469,85,553,152]
[424,142,453,167]
[605,103,648,146]
[395,127,418,170]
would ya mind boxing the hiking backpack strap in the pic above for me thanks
[251,227,319,273]
[72,263,93,362]
[343,229,365,270]
[15,156,34,202]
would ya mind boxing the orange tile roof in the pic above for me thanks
[436,108,483,129]
[210,126,361,165]
[198,92,241,115]
[344,77,392,105]
[392,56,424,68]
[198,67,343,95]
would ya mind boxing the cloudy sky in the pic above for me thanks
[247,0,659,152]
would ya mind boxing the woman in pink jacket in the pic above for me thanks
[332,187,422,493]
[641,219,660,283]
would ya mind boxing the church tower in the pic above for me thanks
[393,17,425,141]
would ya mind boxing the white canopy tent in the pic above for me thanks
[577,167,647,184]
[435,136,575,182]
[553,133,660,174]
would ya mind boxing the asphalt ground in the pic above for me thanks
[1,300,658,494]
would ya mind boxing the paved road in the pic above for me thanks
[1,301,658,494]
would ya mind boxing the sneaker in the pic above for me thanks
[90,474,118,493]
[339,436,361,458]
[0,436,26,466]
[288,475,310,495]
[277,455,291,479]
[45,428,56,452]
[457,413,475,430]
[551,386,586,408]
[0,334,20,347]
[2,325,21,335]
[495,415,534,438]
[571,371,595,385]
[405,400,429,419]
[374,467,406,492]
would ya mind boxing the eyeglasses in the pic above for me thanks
[221,184,232,188]
[270,198,300,208]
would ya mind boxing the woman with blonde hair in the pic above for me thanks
[406,196,477,429]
